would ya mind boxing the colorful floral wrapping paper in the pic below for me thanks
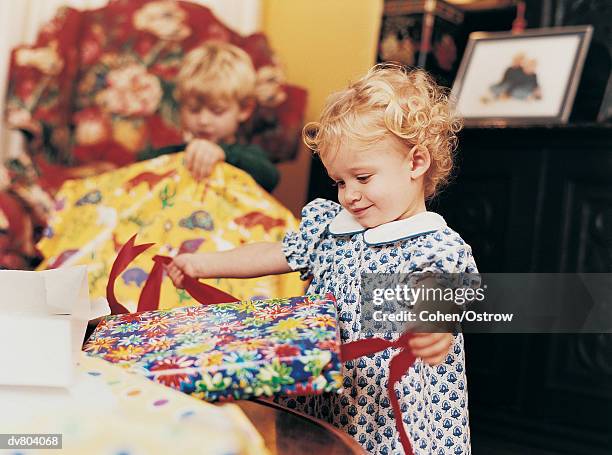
[36,154,305,310]
[84,294,343,402]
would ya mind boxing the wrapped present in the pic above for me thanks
[84,293,343,401]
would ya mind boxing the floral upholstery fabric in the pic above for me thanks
[1,0,307,269]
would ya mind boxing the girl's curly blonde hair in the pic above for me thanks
[304,64,462,199]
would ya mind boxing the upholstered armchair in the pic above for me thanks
[1,0,307,268]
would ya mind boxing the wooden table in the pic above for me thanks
[234,399,365,454]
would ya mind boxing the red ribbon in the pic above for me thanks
[340,331,416,455]
[107,234,238,314]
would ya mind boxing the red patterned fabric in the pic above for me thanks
[2,0,307,269]
[0,192,36,269]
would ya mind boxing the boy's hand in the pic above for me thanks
[165,254,205,289]
[408,332,453,365]
[185,139,226,181]
[0,165,10,191]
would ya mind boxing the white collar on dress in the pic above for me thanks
[328,209,447,246]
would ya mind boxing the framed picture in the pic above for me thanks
[451,26,593,126]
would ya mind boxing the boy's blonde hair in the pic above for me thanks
[175,41,256,107]
[304,64,462,198]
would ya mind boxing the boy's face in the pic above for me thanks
[322,134,426,228]
[180,97,252,144]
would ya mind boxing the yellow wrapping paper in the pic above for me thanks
[37,153,304,311]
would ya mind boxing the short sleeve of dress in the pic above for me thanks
[403,228,479,275]
[282,198,341,280]
[401,228,480,313]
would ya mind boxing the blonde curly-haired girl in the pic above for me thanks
[167,64,477,455]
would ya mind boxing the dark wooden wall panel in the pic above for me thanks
[308,124,612,454]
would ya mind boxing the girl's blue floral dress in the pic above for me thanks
[277,199,478,455]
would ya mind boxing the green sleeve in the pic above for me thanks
[221,143,280,192]
[137,143,186,161]
[137,142,280,192]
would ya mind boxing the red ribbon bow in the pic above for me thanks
[106,234,238,314]
[340,332,416,455]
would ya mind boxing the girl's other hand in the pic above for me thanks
[408,332,453,365]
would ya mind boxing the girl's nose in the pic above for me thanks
[345,185,362,203]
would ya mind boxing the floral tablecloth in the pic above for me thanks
[0,353,268,455]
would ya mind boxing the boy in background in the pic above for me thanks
[140,41,279,192]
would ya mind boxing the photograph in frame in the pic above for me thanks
[452,26,593,126]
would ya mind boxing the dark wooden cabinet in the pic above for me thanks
[431,126,612,275]
[434,126,612,455]
[308,125,612,454]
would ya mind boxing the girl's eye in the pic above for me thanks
[332,180,345,188]
[211,107,227,115]
[357,175,371,183]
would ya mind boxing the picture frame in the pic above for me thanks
[451,26,593,126]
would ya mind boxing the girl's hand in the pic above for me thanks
[408,332,453,365]
[165,254,205,289]
[185,139,226,181]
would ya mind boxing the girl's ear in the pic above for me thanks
[408,144,431,178]
[238,98,256,122]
